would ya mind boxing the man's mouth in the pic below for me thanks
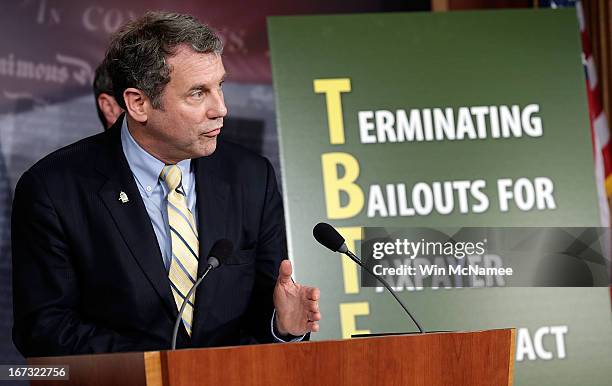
[202,127,222,137]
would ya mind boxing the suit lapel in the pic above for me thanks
[191,148,230,337]
[95,121,178,321]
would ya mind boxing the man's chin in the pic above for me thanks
[193,138,218,158]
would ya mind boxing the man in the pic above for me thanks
[12,12,321,357]
[93,60,123,130]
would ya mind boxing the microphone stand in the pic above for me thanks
[171,264,215,350]
[341,247,424,334]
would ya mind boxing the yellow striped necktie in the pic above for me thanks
[160,164,199,336]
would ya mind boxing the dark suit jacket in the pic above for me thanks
[11,118,290,357]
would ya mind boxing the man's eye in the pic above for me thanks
[191,90,204,98]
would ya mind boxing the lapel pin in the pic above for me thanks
[118,191,129,203]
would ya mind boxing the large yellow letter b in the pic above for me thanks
[321,152,364,219]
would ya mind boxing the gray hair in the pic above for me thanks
[105,11,223,110]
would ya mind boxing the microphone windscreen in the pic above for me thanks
[313,222,345,252]
[208,239,233,266]
[207,256,220,269]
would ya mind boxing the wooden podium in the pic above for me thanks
[29,329,515,386]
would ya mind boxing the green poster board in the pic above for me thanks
[269,9,612,385]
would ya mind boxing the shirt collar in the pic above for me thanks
[120,116,192,197]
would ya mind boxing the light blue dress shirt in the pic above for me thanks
[120,118,194,271]
[120,117,302,342]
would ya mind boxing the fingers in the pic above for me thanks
[307,320,320,332]
[306,286,320,301]
[305,287,321,332]
[304,287,320,318]
[277,259,293,285]
[306,299,319,313]
[307,311,322,322]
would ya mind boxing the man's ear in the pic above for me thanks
[123,87,150,123]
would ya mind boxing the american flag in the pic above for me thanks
[576,1,612,227]
[543,0,612,222]
[546,0,612,300]
[574,0,612,303]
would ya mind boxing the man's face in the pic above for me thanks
[144,45,227,163]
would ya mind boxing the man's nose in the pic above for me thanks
[207,89,228,119]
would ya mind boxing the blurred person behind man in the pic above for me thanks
[93,60,123,129]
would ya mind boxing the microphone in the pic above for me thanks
[313,222,424,333]
[171,239,234,350]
